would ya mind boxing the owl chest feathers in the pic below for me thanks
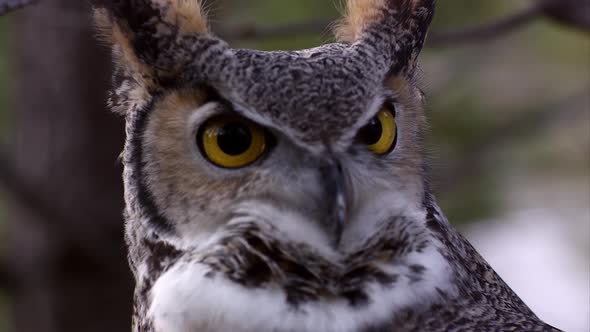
[134,206,454,332]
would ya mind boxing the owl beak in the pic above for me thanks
[319,158,347,246]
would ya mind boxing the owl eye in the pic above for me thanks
[198,115,268,168]
[356,106,398,155]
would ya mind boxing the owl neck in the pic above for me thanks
[421,191,538,317]
[135,198,459,332]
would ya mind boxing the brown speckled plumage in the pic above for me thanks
[92,1,561,331]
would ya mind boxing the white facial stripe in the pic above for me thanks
[230,200,340,260]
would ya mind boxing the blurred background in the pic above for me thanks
[0,0,588,331]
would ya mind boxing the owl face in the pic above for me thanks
[95,0,448,331]
[95,0,434,246]
[140,77,427,250]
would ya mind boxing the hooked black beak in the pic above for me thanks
[319,157,347,246]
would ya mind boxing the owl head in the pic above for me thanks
[94,1,447,331]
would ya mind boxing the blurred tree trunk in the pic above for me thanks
[8,0,132,331]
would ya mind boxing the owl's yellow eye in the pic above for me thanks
[356,107,397,155]
[198,116,268,168]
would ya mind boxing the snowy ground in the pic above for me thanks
[464,176,590,332]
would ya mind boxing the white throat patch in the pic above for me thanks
[147,202,454,332]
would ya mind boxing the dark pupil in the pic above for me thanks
[357,117,383,145]
[217,122,252,155]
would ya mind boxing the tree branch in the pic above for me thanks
[0,0,37,16]
[430,0,590,47]
[429,3,545,47]
[4,0,587,43]
[543,0,590,31]
[219,0,589,46]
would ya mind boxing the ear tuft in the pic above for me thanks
[92,0,210,69]
[335,0,435,43]
[93,0,209,35]
[91,0,213,114]
[335,0,435,77]
[335,0,388,43]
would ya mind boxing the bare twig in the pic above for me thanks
[0,0,37,16]
[431,0,590,46]
[220,7,543,46]
[543,0,590,31]
[429,3,545,47]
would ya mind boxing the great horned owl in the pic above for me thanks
[92,0,560,331]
